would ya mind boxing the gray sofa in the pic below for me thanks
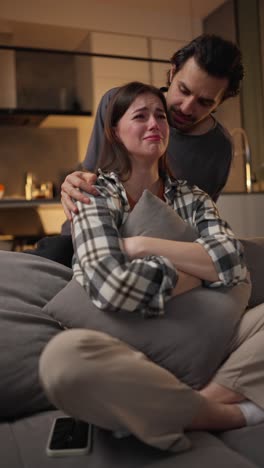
[1,410,264,468]
[1,192,264,467]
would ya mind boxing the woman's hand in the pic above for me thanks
[172,270,202,296]
[123,237,202,297]
[122,236,145,259]
[124,236,218,283]
[61,171,99,221]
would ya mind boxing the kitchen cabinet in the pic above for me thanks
[89,32,150,109]
[0,45,93,124]
[0,49,16,108]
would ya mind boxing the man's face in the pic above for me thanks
[166,57,229,133]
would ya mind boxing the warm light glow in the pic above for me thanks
[246,162,252,193]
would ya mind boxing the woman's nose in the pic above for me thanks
[148,115,159,129]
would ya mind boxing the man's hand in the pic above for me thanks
[61,171,99,221]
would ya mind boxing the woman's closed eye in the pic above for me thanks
[133,113,145,120]
[133,112,166,121]
[156,113,167,120]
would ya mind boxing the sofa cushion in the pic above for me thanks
[44,190,250,390]
[0,251,72,419]
[219,423,264,468]
[3,410,258,468]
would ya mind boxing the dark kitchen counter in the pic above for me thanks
[0,198,61,208]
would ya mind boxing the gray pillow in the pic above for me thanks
[120,189,198,242]
[0,251,72,419]
[44,191,251,390]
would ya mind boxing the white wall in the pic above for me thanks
[217,194,264,238]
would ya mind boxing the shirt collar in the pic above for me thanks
[98,169,181,205]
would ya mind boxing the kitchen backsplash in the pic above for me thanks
[0,126,79,197]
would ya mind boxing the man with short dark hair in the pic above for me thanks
[61,33,244,222]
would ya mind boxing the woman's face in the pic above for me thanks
[115,92,169,167]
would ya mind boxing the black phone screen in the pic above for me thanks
[49,417,91,450]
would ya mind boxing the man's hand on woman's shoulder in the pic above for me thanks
[61,170,99,221]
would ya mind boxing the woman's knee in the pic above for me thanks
[39,329,104,407]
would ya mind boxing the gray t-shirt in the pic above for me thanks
[83,87,233,202]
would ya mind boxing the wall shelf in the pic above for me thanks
[0,198,61,208]
[0,108,92,126]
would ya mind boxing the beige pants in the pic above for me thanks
[39,328,206,452]
[39,302,264,452]
[214,302,264,408]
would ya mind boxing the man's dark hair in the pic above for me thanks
[167,34,244,101]
[97,81,169,181]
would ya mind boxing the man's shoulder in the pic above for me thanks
[202,120,233,162]
[169,119,232,149]
[195,117,232,146]
[214,119,232,144]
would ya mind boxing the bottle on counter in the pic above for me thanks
[25,173,35,200]
[0,183,5,199]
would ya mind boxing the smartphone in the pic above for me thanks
[46,417,93,457]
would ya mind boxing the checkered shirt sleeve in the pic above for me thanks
[170,181,247,287]
[72,178,177,316]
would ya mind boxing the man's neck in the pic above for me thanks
[178,114,216,136]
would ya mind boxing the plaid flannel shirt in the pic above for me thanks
[72,171,247,316]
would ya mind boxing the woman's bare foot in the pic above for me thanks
[188,397,246,431]
[199,382,245,404]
